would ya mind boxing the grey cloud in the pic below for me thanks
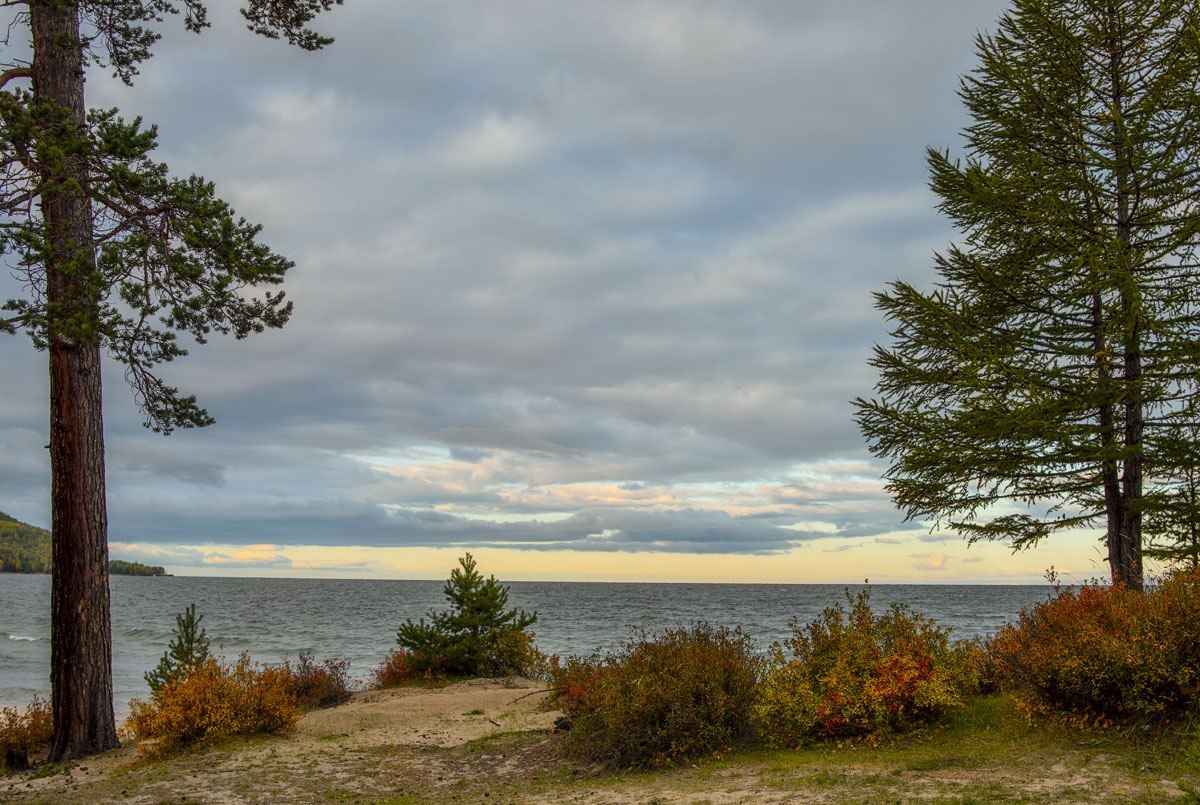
[2,1,1012,559]
[106,499,822,555]
[437,426,581,457]
[0,428,50,522]
[108,438,226,488]
[447,446,493,463]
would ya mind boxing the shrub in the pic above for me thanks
[371,648,420,688]
[395,553,540,678]
[127,653,300,755]
[487,623,549,679]
[145,603,211,695]
[285,652,353,709]
[0,697,52,769]
[550,623,762,768]
[988,568,1200,725]
[754,587,978,747]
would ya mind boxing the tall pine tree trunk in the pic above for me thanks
[31,0,119,760]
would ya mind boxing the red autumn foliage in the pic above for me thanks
[988,568,1200,725]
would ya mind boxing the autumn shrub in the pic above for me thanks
[754,587,978,747]
[486,624,550,679]
[987,568,1200,725]
[285,652,353,709]
[0,697,52,769]
[550,623,762,768]
[371,648,421,688]
[127,653,300,755]
[549,653,607,722]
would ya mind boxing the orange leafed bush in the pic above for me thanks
[371,649,420,688]
[988,568,1200,724]
[547,654,606,722]
[753,587,979,747]
[0,697,52,767]
[127,653,299,755]
[370,647,474,688]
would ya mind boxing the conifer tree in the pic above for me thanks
[855,1,1200,591]
[144,604,211,695]
[397,553,538,676]
[1143,419,1200,568]
[0,0,342,760]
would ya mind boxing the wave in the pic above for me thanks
[6,634,43,642]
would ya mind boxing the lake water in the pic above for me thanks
[0,575,1050,716]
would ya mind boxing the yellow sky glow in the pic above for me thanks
[112,528,1125,585]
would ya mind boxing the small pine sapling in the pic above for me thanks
[145,604,211,695]
[396,553,537,677]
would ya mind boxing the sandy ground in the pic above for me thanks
[1,681,1194,803]
[1,678,562,803]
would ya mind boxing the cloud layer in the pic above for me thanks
[1,2,1033,574]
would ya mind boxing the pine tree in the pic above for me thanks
[0,0,342,760]
[397,553,538,676]
[854,1,1200,590]
[144,604,211,695]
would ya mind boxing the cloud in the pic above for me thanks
[107,437,226,487]
[107,499,823,555]
[436,113,545,172]
[109,542,372,573]
[1,1,1016,569]
[912,553,950,572]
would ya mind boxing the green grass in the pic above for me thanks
[639,695,1200,804]
[27,762,67,780]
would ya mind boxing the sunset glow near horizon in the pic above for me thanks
[2,1,1130,585]
[106,532,1120,586]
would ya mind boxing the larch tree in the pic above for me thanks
[1142,417,1200,568]
[0,0,342,761]
[854,0,1200,591]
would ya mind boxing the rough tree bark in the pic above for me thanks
[31,0,120,760]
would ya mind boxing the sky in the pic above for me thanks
[0,1,1119,583]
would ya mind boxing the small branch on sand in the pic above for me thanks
[508,688,550,704]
